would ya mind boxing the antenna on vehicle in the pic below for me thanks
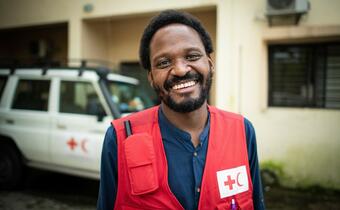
[78,60,86,76]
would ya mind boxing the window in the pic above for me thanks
[268,42,340,109]
[107,81,154,113]
[0,76,7,99]
[59,81,105,115]
[12,79,50,111]
[120,62,159,105]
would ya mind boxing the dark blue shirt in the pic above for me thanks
[97,108,265,210]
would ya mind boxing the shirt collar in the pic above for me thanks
[158,106,210,144]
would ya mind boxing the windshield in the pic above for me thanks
[107,81,154,114]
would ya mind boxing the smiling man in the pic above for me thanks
[97,10,265,210]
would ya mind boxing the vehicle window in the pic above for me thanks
[12,79,50,111]
[59,81,106,116]
[0,76,8,99]
[108,82,154,113]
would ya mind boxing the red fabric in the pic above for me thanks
[112,106,253,210]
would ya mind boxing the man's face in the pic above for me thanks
[148,24,214,113]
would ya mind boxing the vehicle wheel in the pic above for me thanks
[0,144,23,189]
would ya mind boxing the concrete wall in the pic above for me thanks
[1,0,340,189]
[221,0,340,189]
[82,21,110,62]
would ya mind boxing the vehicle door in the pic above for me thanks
[50,78,111,176]
[0,76,52,163]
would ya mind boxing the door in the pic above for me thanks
[50,79,111,176]
[3,78,51,163]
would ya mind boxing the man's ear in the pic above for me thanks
[207,55,215,73]
[147,71,154,88]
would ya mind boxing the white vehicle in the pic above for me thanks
[0,64,153,189]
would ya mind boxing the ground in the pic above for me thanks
[264,185,340,210]
[0,169,340,210]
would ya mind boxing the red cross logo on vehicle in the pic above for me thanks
[67,138,77,150]
[66,138,89,153]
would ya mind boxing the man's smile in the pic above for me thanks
[172,80,197,90]
[164,71,202,93]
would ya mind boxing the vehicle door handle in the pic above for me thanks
[5,119,14,125]
[90,129,103,134]
[57,124,66,129]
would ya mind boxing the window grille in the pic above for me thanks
[268,42,340,109]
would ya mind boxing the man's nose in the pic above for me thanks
[171,59,191,77]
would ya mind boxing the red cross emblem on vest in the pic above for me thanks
[216,165,249,198]
[224,175,236,190]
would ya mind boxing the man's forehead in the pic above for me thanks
[153,23,199,38]
[149,24,205,57]
[150,24,203,48]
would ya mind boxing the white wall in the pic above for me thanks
[215,0,340,189]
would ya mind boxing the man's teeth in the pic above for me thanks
[172,81,196,90]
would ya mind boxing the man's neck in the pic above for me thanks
[161,102,209,146]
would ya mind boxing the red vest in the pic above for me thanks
[112,106,254,210]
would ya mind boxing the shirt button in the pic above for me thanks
[196,187,200,193]
[193,152,198,157]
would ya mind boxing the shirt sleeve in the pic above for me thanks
[244,118,266,210]
[97,125,118,210]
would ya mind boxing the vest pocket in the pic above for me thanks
[215,202,230,210]
[215,194,253,210]
[237,198,253,210]
[124,133,159,195]
[236,192,254,210]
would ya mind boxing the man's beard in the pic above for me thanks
[154,69,213,113]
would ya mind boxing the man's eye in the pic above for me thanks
[156,59,171,69]
[186,54,202,61]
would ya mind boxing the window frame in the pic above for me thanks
[268,41,340,110]
[11,78,51,112]
[58,79,107,116]
[0,75,8,100]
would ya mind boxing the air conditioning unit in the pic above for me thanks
[267,0,310,16]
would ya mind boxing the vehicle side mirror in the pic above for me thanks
[96,109,106,122]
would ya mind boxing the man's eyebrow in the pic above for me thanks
[185,47,204,52]
[153,47,204,58]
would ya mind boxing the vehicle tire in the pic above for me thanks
[0,144,23,190]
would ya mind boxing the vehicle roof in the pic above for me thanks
[0,67,139,85]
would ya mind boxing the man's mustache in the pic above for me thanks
[164,71,203,91]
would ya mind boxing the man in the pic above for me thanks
[97,10,265,210]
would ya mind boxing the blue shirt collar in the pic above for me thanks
[158,106,210,146]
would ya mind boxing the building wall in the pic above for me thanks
[1,0,340,189]
[221,0,340,188]
[82,20,110,62]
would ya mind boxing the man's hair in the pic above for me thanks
[139,9,214,71]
